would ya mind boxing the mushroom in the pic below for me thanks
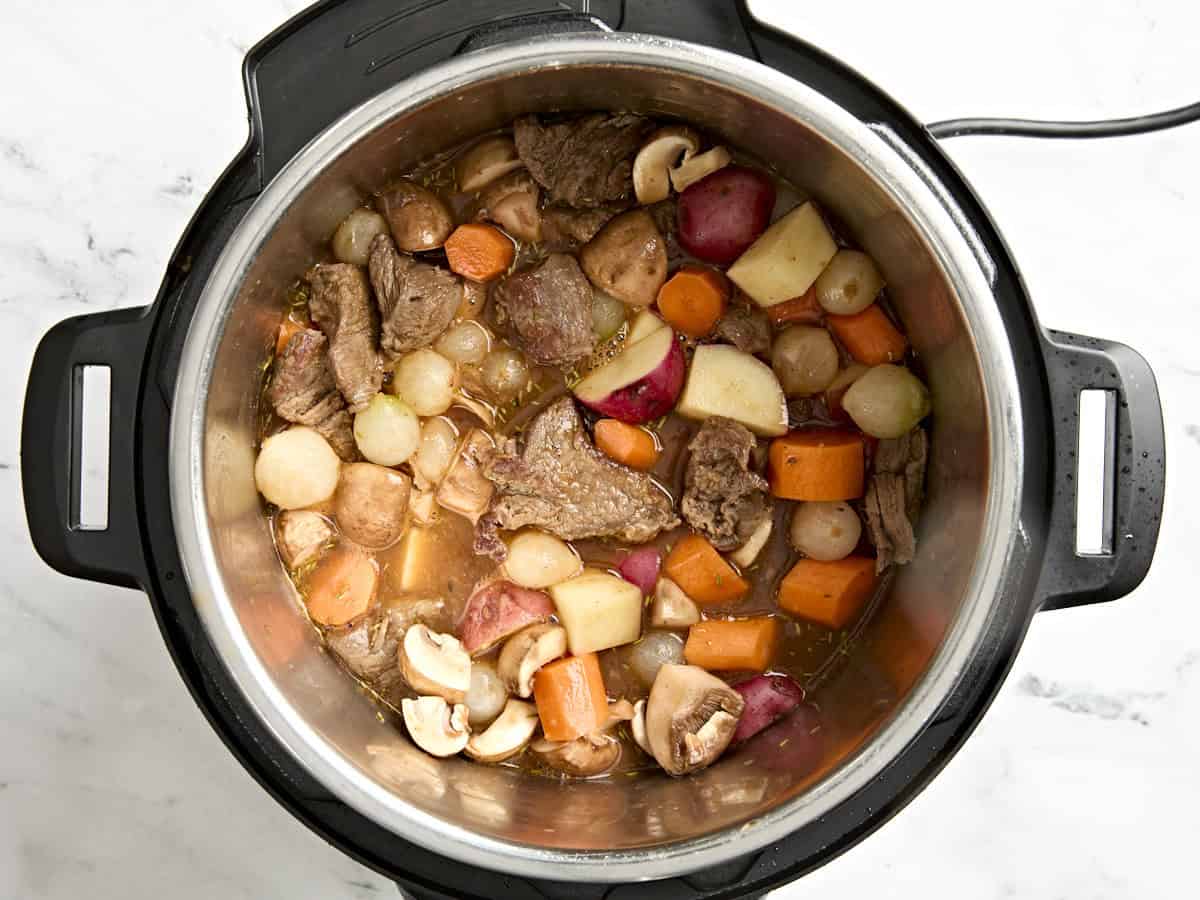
[605,698,636,730]
[532,732,621,777]
[275,510,334,569]
[478,170,542,243]
[398,624,472,703]
[669,145,733,193]
[579,210,667,307]
[644,664,745,776]
[401,696,470,757]
[464,698,539,762]
[332,462,411,549]
[497,623,568,697]
[375,180,454,252]
[631,699,652,754]
[456,136,524,193]
[632,126,700,205]
[435,428,495,522]
[649,577,701,628]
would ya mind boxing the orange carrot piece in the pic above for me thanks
[684,617,781,671]
[766,286,823,325]
[533,653,609,742]
[778,556,878,629]
[768,430,864,501]
[445,223,516,283]
[663,534,749,605]
[275,317,307,357]
[594,419,659,471]
[656,266,729,338]
[826,304,908,366]
[304,545,378,626]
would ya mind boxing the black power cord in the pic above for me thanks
[928,99,1200,139]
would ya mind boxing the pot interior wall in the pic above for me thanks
[200,62,987,851]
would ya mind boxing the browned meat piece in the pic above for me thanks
[714,305,772,356]
[542,204,625,248]
[367,234,462,357]
[681,418,772,550]
[475,397,680,560]
[306,263,382,412]
[267,329,360,461]
[513,113,652,208]
[863,427,928,571]
[492,254,596,367]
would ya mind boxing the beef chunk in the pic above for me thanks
[542,204,625,248]
[513,113,652,207]
[863,427,928,572]
[306,263,382,412]
[681,418,772,550]
[267,329,359,461]
[367,234,462,357]
[492,253,595,367]
[714,305,772,356]
[475,397,680,559]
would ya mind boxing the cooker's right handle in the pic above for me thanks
[1036,330,1165,610]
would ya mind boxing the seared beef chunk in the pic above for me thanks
[681,418,772,551]
[513,113,652,208]
[492,253,596,367]
[475,397,680,560]
[325,598,446,707]
[542,204,625,248]
[267,329,359,461]
[306,263,382,412]
[367,234,462,357]
[863,427,928,571]
[714,305,772,356]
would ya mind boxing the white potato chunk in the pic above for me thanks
[727,201,837,308]
[676,345,788,436]
[549,569,643,655]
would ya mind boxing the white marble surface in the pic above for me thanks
[1,0,1197,897]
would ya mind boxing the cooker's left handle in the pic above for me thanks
[22,306,153,591]
[1036,330,1165,610]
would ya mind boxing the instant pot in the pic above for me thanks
[22,2,1169,897]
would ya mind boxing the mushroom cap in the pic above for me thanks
[497,623,568,697]
[401,696,471,757]
[669,145,733,194]
[631,699,652,755]
[650,577,701,628]
[399,624,472,703]
[632,126,700,205]
[645,664,745,776]
[456,135,523,194]
[464,698,539,762]
[532,732,621,777]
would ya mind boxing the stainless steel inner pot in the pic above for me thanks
[169,34,1023,882]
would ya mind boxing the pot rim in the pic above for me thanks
[169,32,1025,882]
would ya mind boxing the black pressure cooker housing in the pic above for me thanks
[21,2,1165,898]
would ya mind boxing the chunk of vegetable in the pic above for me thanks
[414,416,459,485]
[390,350,457,417]
[815,250,885,316]
[594,419,660,471]
[353,394,421,466]
[333,463,411,549]
[480,347,531,399]
[275,316,307,357]
[675,344,788,437]
[503,530,582,589]
[841,364,931,439]
[771,325,839,397]
[579,210,668,307]
[533,653,609,742]
[683,617,780,672]
[445,223,515,283]
[304,545,378,626]
[376,180,454,253]
[628,631,686,687]
[766,287,823,326]
[615,546,662,595]
[626,309,668,345]
[655,266,729,338]
[466,662,508,726]
[663,534,749,605]
[729,516,773,569]
[732,674,805,743]
[778,556,878,629]
[768,430,864,501]
[455,135,522,193]
[457,579,555,655]
[332,208,389,266]
[633,126,701,204]
[727,201,837,308]
[549,570,644,655]
[677,166,775,266]
[669,145,733,193]
[573,325,685,425]
[435,321,491,365]
[790,500,862,561]
[649,577,701,628]
[826,304,907,366]
[591,290,627,342]
[824,364,869,420]
[255,427,341,510]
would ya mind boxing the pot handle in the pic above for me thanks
[21,306,153,590]
[1036,330,1165,610]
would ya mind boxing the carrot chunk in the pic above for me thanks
[594,419,660,471]
[766,286,823,325]
[445,223,516,283]
[826,304,907,365]
[663,534,749,605]
[656,266,729,338]
[275,317,307,357]
[684,617,780,671]
[778,556,878,629]
[768,429,864,501]
[304,545,378,626]
[533,653,608,742]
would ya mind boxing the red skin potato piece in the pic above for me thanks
[616,547,662,595]
[677,167,776,266]
[577,334,685,424]
[457,579,554,655]
[732,674,805,743]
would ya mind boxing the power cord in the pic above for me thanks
[928,99,1200,139]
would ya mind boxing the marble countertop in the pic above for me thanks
[2,1,1197,897]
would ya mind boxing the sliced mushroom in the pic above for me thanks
[633,126,700,205]
[456,136,524,193]
[605,698,636,730]
[401,696,470,757]
[669,145,733,193]
[333,462,411,549]
[649,577,701,628]
[532,732,621,777]
[631,699,652,755]
[276,510,334,569]
[398,624,472,703]
[435,428,495,522]
[376,180,454,252]
[479,171,542,243]
[497,623,567,697]
[465,698,539,762]
[645,664,745,776]
[729,516,773,569]
[579,210,667,307]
